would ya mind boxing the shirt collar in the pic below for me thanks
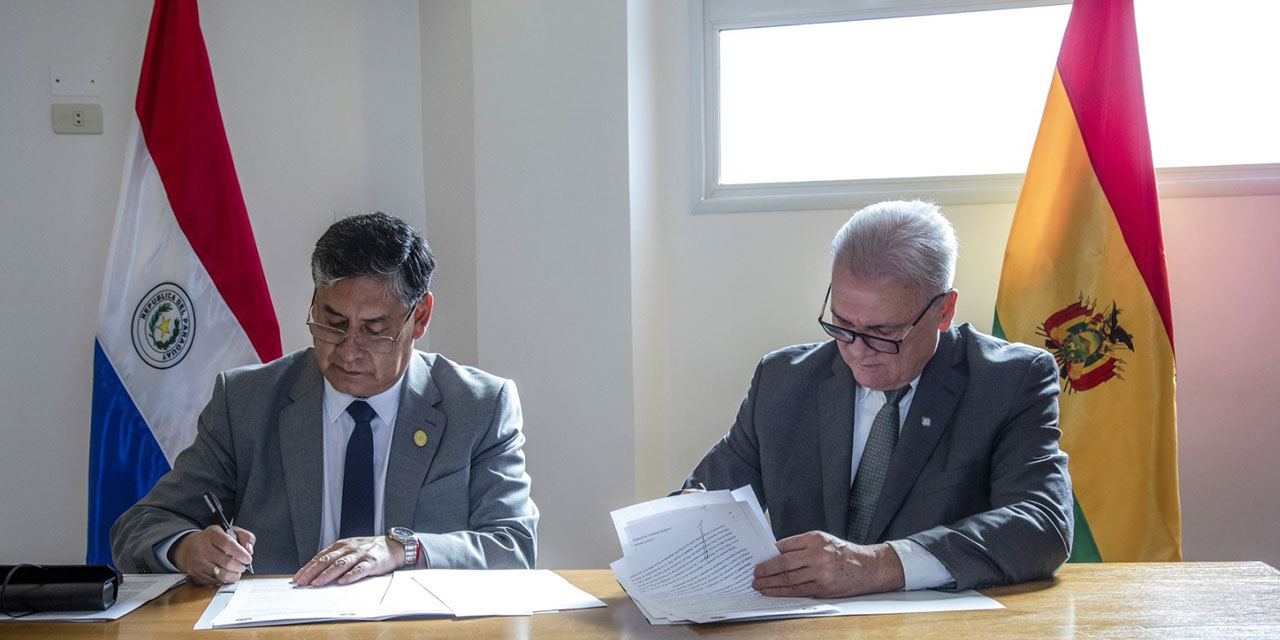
[322,370,408,427]
[855,374,922,404]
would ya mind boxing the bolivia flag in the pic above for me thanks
[993,0,1181,562]
[86,0,281,565]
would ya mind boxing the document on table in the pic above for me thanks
[611,488,836,624]
[0,574,186,623]
[199,569,605,629]
[209,572,449,628]
[609,487,1003,625]
[412,570,605,617]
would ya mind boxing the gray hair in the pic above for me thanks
[311,211,435,307]
[830,200,957,297]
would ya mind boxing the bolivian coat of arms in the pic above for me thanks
[1039,295,1133,393]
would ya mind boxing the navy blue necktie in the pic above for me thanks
[340,400,376,539]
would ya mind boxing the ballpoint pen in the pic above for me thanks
[202,491,254,574]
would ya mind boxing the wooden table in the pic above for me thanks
[4,562,1278,638]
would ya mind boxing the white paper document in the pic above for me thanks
[0,573,185,623]
[412,569,605,617]
[201,569,604,629]
[192,583,237,631]
[209,572,449,628]
[820,588,1004,616]
[609,487,1004,625]
[611,488,836,624]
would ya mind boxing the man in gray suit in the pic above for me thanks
[682,200,1072,597]
[112,212,537,587]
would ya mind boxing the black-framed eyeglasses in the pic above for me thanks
[818,285,947,354]
[306,297,416,354]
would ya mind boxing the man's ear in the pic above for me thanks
[412,293,434,339]
[936,290,958,330]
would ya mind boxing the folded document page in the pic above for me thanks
[204,569,604,629]
[609,487,1003,625]
[412,569,605,617]
[210,572,448,628]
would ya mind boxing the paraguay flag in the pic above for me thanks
[87,0,281,565]
[994,0,1180,562]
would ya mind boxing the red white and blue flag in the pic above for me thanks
[87,0,280,565]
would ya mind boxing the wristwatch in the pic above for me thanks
[387,527,418,568]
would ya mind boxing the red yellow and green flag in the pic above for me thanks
[993,0,1180,562]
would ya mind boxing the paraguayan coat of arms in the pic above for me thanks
[131,282,196,369]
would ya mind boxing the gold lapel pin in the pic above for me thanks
[414,430,428,447]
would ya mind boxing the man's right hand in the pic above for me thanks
[171,525,255,587]
[751,530,905,598]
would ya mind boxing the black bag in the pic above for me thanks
[0,565,121,615]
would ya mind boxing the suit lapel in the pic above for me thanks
[867,328,967,542]
[279,357,325,568]
[817,352,856,536]
[384,353,446,530]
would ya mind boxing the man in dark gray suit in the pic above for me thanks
[112,212,537,587]
[682,200,1072,597]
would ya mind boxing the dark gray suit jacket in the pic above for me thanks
[111,348,538,573]
[683,323,1072,590]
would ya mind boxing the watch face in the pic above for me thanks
[390,526,412,540]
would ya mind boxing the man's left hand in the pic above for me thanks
[752,530,905,598]
[292,536,404,587]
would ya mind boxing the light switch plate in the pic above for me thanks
[52,103,104,134]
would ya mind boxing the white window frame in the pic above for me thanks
[693,0,1280,214]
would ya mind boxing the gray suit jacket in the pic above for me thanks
[111,348,537,573]
[683,323,1072,590]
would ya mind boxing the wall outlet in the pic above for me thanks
[51,103,103,134]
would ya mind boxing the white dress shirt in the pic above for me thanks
[852,378,956,590]
[317,374,404,550]
[154,371,410,570]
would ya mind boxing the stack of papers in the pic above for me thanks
[609,487,1004,625]
[198,569,604,629]
[610,487,836,623]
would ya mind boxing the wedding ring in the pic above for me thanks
[212,564,221,578]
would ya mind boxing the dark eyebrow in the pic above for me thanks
[321,305,392,325]
[320,304,347,321]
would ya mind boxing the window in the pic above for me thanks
[697,0,1280,213]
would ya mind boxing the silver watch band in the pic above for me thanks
[389,528,418,567]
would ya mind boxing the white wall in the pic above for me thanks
[0,0,425,564]
[0,0,150,564]
[420,0,478,364]
[1161,195,1280,566]
[469,0,636,569]
[627,0,674,503]
[421,0,640,569]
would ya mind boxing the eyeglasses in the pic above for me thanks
[306,301,415,354]
[818,285,947,354]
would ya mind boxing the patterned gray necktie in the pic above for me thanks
[846,386,911,544]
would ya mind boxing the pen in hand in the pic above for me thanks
[202,491,254,575]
